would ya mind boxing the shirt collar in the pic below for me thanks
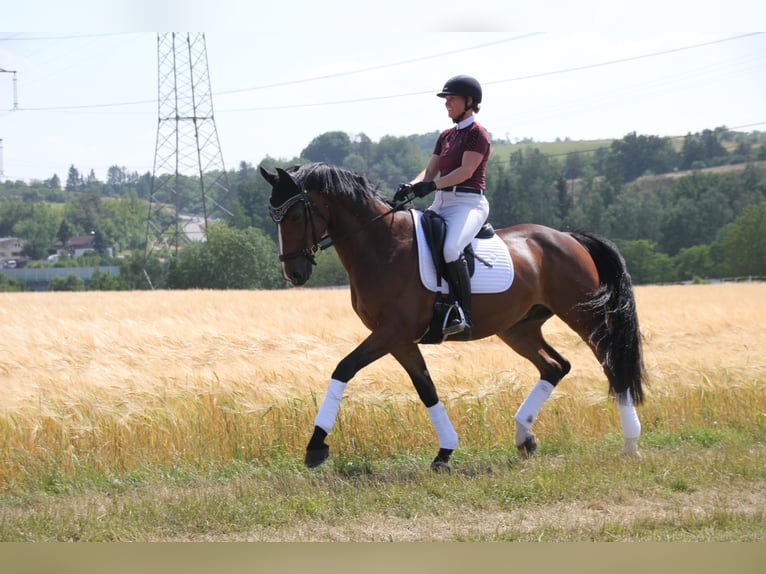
[456,115,475,130]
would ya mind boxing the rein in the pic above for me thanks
[270,189,409,265]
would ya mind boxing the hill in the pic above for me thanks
[492,138,614,159]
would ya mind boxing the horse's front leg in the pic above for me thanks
[390,343,458,472]
[304,328,397,468]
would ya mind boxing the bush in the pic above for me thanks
[48,275,85,291]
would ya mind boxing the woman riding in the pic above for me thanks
[395,74,491,339]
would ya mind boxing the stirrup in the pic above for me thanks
[442,304,468,336]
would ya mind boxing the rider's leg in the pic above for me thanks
[439,196,488,339]
[443,254,472,337]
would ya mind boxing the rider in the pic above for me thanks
[395,74,491,339]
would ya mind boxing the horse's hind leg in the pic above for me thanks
[497,306,571,457]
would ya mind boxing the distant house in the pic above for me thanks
[0,236,26,268]
[54,235,113,258]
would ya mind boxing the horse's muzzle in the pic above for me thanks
[283,263,312,286]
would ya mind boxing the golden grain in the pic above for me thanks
[0,283,764,482]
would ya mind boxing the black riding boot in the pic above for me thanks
[443,256,472,339]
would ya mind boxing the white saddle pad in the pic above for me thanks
[411,209,514,294]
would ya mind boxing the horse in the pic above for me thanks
[259,162,646,471]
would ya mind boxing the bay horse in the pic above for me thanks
[260,162,646,471]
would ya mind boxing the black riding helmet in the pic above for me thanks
[437,75,482,108]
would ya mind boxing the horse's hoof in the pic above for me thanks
[516,434,538,459]
[622,448,643,459]
[430,460,452,473]
[622,438,640,458]
[304,445,330,468]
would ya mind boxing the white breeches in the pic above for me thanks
[428,191,490,263]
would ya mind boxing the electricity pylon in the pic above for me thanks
[0,68,18,182]
[144,33,230,283]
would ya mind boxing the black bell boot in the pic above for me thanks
[443,256,472,339]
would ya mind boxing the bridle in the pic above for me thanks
[269,190,330,265]
[269,187,406,266]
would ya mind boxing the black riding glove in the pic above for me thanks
[393,183,412,202]
[411,180,437,198]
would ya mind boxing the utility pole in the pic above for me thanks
[144,33,230,283]
[1,68,18,182]
[0,68,18,110]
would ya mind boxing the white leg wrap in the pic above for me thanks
[617,391,641,450]
[427,401,459,450]
[514,379,554,445]
[314,378,347,434]
[515,379,554,429]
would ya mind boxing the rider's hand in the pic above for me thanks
[411,180,437,198]
[394,183,412,202]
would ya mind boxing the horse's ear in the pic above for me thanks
[275,167,301,192]
[259,166,278,186]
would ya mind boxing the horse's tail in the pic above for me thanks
[569,231,647,405]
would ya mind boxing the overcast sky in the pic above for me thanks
[1,1,765,182]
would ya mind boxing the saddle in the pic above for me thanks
[418,210,495,344]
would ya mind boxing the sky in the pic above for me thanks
[1,1,765,183]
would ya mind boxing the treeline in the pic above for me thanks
[0,126,764,291]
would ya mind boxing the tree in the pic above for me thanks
[564,151,588,179]
[65,165,82,191]
[555,176,573,221]
[48,274,85,291]
[85,169,99,185]
[89,269,122,291]
[365,135,426,191]
[715,203,766,277]
[659,172,734,255]
[488,149,564,228]
[107,165,126,186]
[674,244,715,281]
[57,219,74,246]
[118,251,165,290]
[606,183,664,242]
[0,273,25,292]
[167,223,283,289]
[604,132,677,185]
[13,203,59,260]
[301,131,352,165]
[309,248,348,287]
[45,174,61,189]
[618,239,677,284]
[231,176,275,240]
[680,128,728,170]
[564,175,609,235]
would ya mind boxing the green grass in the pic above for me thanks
[1,428,763,541]
[1,381,763,541]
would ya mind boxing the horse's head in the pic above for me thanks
[259,165,328,286]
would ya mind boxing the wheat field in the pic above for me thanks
[0,282,764,484]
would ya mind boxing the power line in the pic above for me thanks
[0,33,139,42]
[11,34,539,112]
[218,32,765,112]
[215,33,542,95]
[11,32,762,114]
[483,32,763,88]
